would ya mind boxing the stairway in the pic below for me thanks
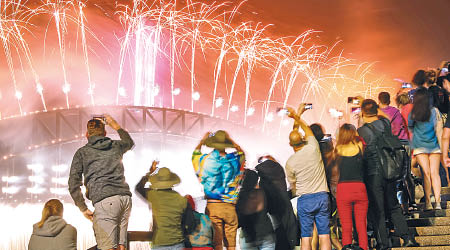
[392,186,450,250]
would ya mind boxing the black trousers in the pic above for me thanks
[366,173,410,249]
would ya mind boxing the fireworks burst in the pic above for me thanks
[0,0,391,133]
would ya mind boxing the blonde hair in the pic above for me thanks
[37,199,63,228]
[336,124,357,147]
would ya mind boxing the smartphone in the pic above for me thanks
[305,103,313,110]
[92,114,106,123]
[351,107,361,114]
[258,156,269,164]
[321,134,332,142]
[401,82,412,88]
[348,97,360,105]
[276,107,290,115]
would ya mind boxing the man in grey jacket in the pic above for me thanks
[69,114,134,250]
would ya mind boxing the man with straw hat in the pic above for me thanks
[192,130,245,250]
[135,160,196,250]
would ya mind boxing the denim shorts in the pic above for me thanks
[297,192,330,237]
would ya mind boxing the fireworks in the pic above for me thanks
[0,0,390,133]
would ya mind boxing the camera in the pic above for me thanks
[401,82,412,88]
[305,103,313,110]
[347,97,360,105]
[351,107,361,114]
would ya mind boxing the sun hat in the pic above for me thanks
[204,130,234,150]
[149,167,180,189]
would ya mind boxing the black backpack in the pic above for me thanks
[365,119,408,181]
[429,85,449,114]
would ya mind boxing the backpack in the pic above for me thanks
[429,85,449,114]
[185,211,214,248]
[365,119,408,181]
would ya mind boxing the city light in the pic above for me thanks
[152,85,160,96]
[2,176,20,183]
[230,105,239,112]
[52,164,68,172]
[265,112,274,122]
[36,84,43,94]
[26,186,45,194]
[27,164,44,172]
[215,97,224,108]
[62,84,71,94]
[246,107,255,116]
[15,91,22,100]
[192,92,200,101]
[172,88,181,96]
[2,187,19,194]
[50,188,68,195]
[28,176,44,184]
[51,177,68,185]
[118,87,127,97]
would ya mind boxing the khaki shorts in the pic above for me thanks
[93,195,132,250]
[205,202,238,248]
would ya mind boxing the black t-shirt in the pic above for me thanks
[445,110,450,129]
[337,152,364,182]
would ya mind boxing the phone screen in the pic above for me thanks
[351,107,361,114]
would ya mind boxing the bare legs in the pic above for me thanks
[416,153,442,206]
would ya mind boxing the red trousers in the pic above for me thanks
[336,182,369,250]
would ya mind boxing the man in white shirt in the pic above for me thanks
[285,104,331,250]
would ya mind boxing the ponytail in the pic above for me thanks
[37,199,63,228]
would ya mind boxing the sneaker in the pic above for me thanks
[425,202,433,211]
[435,202,442,210]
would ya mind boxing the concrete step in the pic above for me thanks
[414,235,450,246]
[412,208,450,218]
[392,246,450,250]
[442,187,450,195]
[411,225,450,236]
[416,201,450,210]
[407,216,450,227]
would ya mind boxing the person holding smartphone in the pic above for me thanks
[68,114,134,250]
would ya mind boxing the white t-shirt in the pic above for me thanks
[286,136,329,197]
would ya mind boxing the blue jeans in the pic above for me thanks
[297,192,330,237]
[239,231,276,250]
[152,243,184,250]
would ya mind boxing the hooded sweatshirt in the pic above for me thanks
[28,216,77,250]
[69,128,134,211]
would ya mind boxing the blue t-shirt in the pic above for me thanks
[408,108,439,150]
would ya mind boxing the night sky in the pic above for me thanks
[239,0,450,82]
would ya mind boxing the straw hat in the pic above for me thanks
[149,167,180,189]
[204,130,234,150]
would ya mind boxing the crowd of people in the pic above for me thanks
[27,62,450,250]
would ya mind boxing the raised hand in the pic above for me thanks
[104,114,121,130]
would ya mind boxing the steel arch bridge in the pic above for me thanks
[0,105,271,158]
[0,106,288,204]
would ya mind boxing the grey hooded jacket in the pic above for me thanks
[68,128,134,211]
[28,216,77,250]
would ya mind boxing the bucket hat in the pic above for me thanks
[204,130,234,150]
[149,167,180,189]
